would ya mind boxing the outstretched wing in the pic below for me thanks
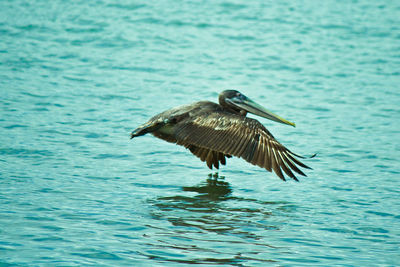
[173,111,310,181]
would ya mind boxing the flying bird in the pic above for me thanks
[130,90,312,181]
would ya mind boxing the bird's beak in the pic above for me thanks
[227,95,296,127]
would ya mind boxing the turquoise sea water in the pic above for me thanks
[1,0,399,266]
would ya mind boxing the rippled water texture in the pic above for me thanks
[1,0,400,266]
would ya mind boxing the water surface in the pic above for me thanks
[1,0,399,266]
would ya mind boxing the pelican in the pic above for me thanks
[131,90,312,181]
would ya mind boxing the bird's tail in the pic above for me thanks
[130,121,165,139]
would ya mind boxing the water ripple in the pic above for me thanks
[1,0,399,266]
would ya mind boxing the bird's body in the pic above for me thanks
[131,90,312,181]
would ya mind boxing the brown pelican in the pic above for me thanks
[131,90,312,181]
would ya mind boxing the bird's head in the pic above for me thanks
[219,90,296,127]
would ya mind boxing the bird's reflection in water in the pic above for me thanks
[148,173,290,239]
[144,174,294,264]
[182,173,232,201]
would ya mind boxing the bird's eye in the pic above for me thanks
[235,93,245,100]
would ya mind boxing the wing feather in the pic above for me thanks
[206,150,213,169]
[186,144,229,170]
[256,135,266,168]
[219,152,226,165]
[281,152,306,177]
[271,148,285,181]
[212,151,219,169]
[264,139,272,172]
[236,129,252,157]
[275,148,297,181]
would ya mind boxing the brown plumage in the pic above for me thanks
[131,90,312,181]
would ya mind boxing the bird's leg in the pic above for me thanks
[207,172,220,180]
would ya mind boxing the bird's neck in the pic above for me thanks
[221,105,246,117]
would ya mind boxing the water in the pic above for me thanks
[1,0,399,265]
